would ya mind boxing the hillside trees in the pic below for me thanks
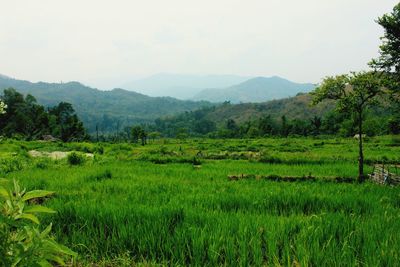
[0,88,86,141]
[131,125,147,145]
[48,102,86,142]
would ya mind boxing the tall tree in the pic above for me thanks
[258,115,276,136]
[312,72,388,182]
[310,116,322,136]
[370,3,400,132]
[370,3,400,78]
[280,115,290,137]
[48,102,86,142]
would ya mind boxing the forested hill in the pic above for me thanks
[0,75,211,132]
[153,93,338,137]
[154,90,395,137]
[203,93,332,124]
[160,93,333,126]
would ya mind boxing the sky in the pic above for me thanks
[0,0,397,89]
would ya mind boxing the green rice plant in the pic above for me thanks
[0,179,76,266]
[86,169,112,182]
[0,157,26,175]
[1,136,400,265]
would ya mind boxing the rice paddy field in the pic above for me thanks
[1,136,400,266]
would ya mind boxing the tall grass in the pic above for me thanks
[1,136,400,265]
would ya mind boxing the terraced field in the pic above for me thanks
[1,136,400,265]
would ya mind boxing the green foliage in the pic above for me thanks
[48,102,86,142]
[0,179,76,266]
[0,100,7,114]
[370,3,400,76]
[131,125,147,145]
[67,152,86,166]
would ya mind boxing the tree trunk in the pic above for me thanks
[358,110,364,182]
[96,124,99,142]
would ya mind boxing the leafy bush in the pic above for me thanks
[0,179,76,266]
[95,145,104,155]
[35,158,52,169]
[192,157,201,166]
[258,152,283,164]
[67,152,85,165]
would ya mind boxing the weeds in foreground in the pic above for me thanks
[0,179,76,266]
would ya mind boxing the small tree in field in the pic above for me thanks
[312,71,389,182]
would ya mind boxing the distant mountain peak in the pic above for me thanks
[121,73,252,99]
[0,73,12,80]
[192,76,315,103]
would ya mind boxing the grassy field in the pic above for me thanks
[1,136,400,266]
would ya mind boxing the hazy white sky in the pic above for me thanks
[0,0,397,89]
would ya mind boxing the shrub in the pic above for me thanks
[258,152,282,164]
[95,145,104,154]
[0,179,76,266]
[192,157,201,166]
[67,152,85,165]
[35,159,49,169]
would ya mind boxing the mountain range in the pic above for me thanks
[122,73,315,103]
[121,73,251,99]
[0,73,317,133]
[192,76,315,103]
[0,74,210,133]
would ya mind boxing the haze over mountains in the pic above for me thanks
[121,73,251,99]
[192,76,315,103]
[123,73,315,103]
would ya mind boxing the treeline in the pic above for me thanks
[91,106,399,144]
[0,88,87,141]
[147,106,399,139]
[1,88,398,143]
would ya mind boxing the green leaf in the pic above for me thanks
[41,223,53,238]
[0,187,9,199]
[16,213,40,224]
[43,239,78,257]
[0,178,9,186]
[57,243,78,257]
[37,259,53,267]
[44,254,66,266]
[22,190,55,201]
[25,205,56,214]
[11,256,22,267]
